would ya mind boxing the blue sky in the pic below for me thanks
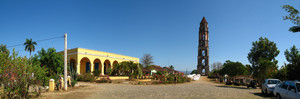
[0,0,299,71]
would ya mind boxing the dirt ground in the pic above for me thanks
[38,76,275,99]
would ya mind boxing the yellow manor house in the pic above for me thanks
[57,48,139,75]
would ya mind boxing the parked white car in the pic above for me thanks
[261,79,281,95]
[273,81,300,99]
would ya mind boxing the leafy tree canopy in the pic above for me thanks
[219,60,247,77]
[247,37,279,82]
[284,45,300,80]
[190,69,197,74]
[282,5,300,32]
[33,48,63,76]
[248,37,279,68]
[169,65,174,69]
[23,38,37,56]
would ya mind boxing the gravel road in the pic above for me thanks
[40,77,272,99]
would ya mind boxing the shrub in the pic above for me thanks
[151,72,190,84]
[0,50,47,98]
[77,73,95,82]
[96,75,111,83]
[107,68,113,76]
[97,78,109,83]
[69,66,77,87]
[93,70,101,76]
[157,71,162,75]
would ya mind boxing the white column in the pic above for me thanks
[101,63,104,75]
[64,33,67,90]
[77,63,80,74]
[90,63,94,73]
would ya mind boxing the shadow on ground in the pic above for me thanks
[216,85,250,90]
[216,85,276,98]
[252,92,276,99]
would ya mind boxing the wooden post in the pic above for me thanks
[64,33,68,90]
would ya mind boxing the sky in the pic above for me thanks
[0,0,300,71]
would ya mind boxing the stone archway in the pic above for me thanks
[80,57,91,74]
[113,61,118,68]
[70,59,76,73]
[104,60,111,75]
[93,58,102,71]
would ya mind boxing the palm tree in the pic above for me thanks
[24,38,37,56]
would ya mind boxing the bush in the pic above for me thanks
[93,69,101,76]
[151,72,190,84]
[96,75,111,83]
[0,50,48,98]
[97,78,109,83]
[77,73,95,82]
[69,66,77,87]
[107,68,113,76]
[157,71,162,75]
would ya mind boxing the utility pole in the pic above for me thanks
[186,68,187,75]
[64,33,67,90]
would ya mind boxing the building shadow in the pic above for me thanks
[216,85,249,90]
[252,92,276,99]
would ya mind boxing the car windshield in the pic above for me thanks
[268,80,280,84]
[297,83,300,93]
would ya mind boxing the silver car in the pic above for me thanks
[273,81,300,99]
[262,79,281,95]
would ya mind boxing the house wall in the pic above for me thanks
[58,48,139,75]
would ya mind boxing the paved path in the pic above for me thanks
[40,77,272,99]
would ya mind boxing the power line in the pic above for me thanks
[7,35,64,48]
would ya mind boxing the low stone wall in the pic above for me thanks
[110,76,129,80]
[96,76,129,80]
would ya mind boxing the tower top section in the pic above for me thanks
[200,17,207,24]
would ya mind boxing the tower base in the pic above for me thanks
[197,65,209,76]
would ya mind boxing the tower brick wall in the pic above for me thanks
[197,17,209,76]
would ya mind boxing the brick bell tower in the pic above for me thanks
[197,17,209,75]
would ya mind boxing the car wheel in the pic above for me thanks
[265,89,269,96]
[276,94,281,99]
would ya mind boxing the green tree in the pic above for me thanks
[112,63,122,76]
[282,5,300,32]
[34,48,64,76]
[190,69,197,74]
[113,61,142,77]
[284,45,300,80]
[219,60,247,77]
[23,38,37,56]
[245,64,253,75]
[209,69,221,78]
[0,44,10,54]
[169,65,174,69]
[273,64,288,81]
[141,54,154,67]
[247,37,279,82]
